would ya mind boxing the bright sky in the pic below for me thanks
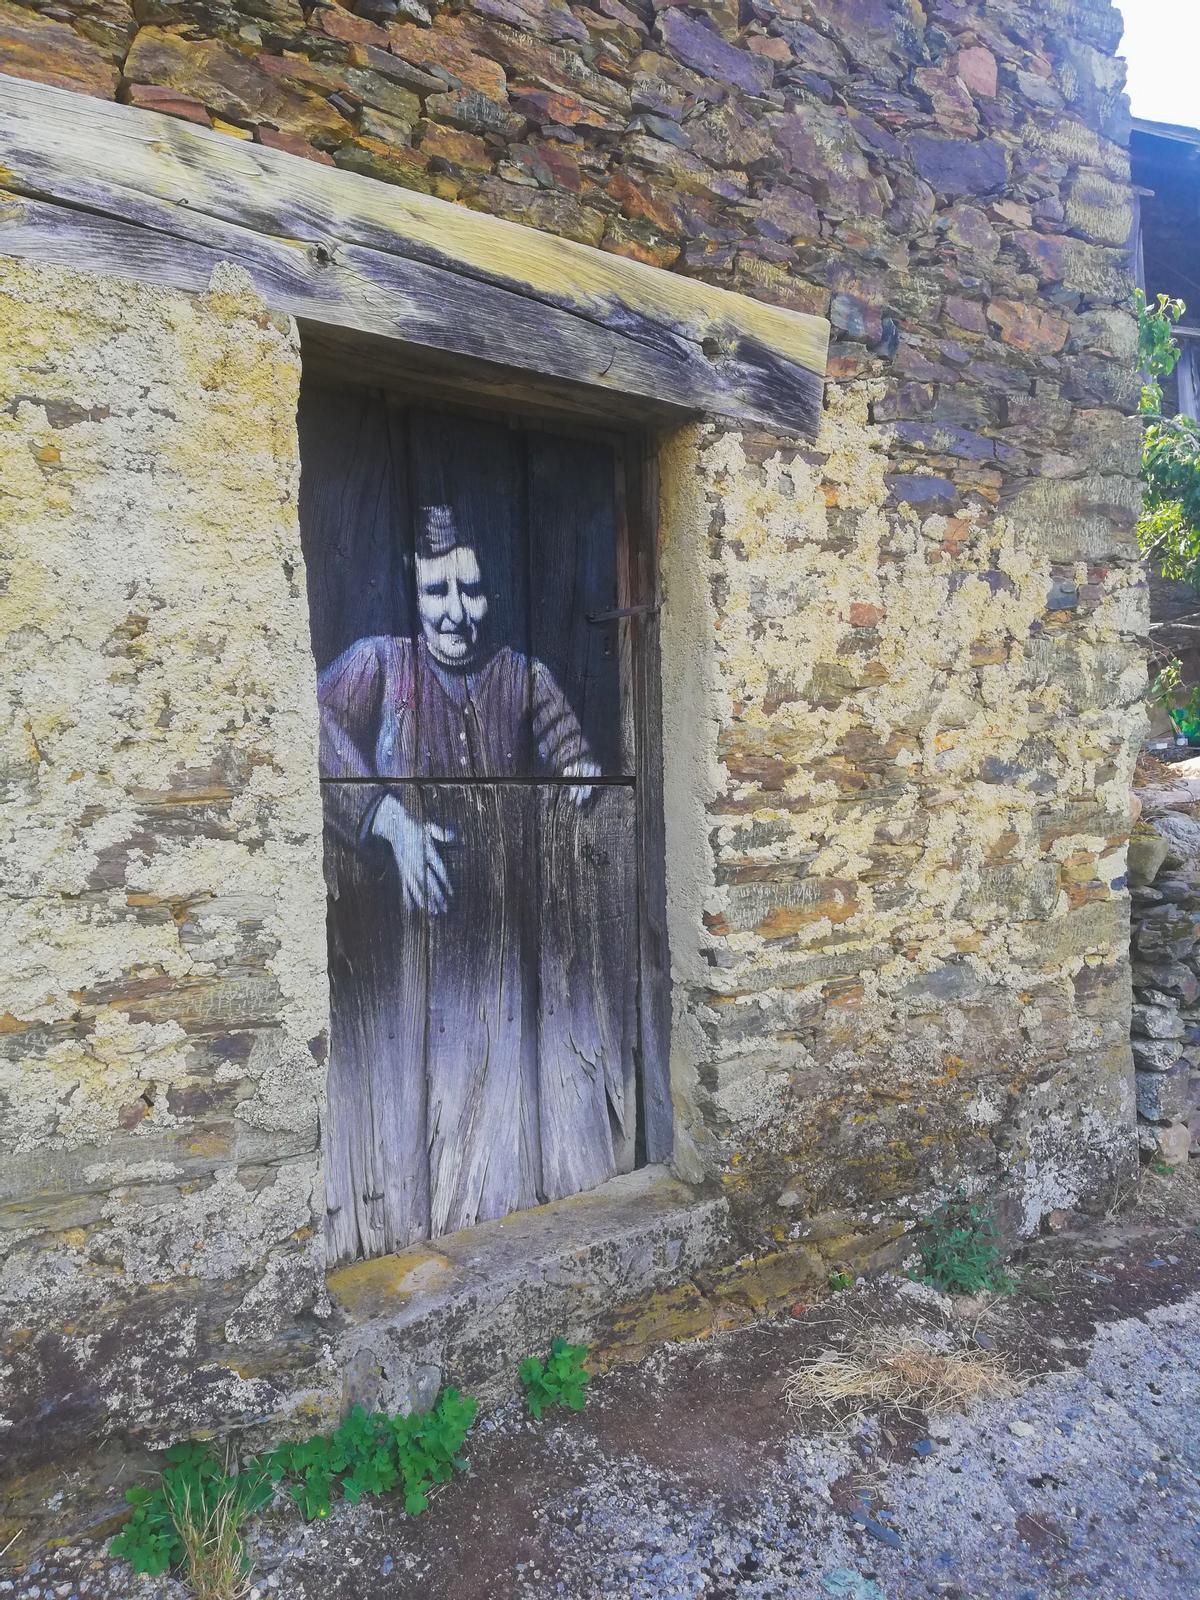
[1121,0,1200,128]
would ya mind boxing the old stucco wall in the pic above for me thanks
[0,258,331,1499]
[660,377,1145,1253]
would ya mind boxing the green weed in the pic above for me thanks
[828,1269,854,1292]
[914,1193,1015,1296]
[110,1440,271,1581]
[111,1388,477,1583]
[519,1337,591,1420]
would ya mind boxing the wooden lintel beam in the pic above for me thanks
[0,72,829,436]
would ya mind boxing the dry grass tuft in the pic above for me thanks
[785,1330,1023,1426]
[173,1482,253,1600]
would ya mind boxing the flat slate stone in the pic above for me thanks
[908,134,1007,195]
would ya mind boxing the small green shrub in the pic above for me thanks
[261,1388,478,1520]
[828,1269,854,1292]
[111,1389,477,1582]
[519,1337,591,1420]
[110,1440,272,1580]
[914,1194,1015,1296]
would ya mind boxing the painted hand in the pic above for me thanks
[371,795,455,915]
[562,758,601,807]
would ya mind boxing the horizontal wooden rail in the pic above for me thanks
[0,72,828,435]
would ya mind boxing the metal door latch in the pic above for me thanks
[586,599,662,624]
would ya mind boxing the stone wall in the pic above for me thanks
[1129,777,1200,1166]
[0,0,1150,1533]
[0,259,332,1499]
[660,389,1144,1253]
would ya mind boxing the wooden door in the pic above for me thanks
[299,386,668,1263]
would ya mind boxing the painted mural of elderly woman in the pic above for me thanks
[319,505,599,907]
[316,506,620,1260]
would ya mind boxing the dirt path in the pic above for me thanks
[11,1175,1200,1600]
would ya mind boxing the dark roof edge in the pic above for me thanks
[1133,116,1200,148]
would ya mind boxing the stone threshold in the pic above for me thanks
[326,1166,733,1415]
[324,1167,904,1420]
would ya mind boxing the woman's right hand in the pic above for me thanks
[371,794,455,915]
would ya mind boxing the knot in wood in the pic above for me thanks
[701,332,735,362]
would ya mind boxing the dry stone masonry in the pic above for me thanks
[0,0,1150,1545]
[1129,771,1200,1166]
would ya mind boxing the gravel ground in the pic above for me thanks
[7,1184,1200,1600]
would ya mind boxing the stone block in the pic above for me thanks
[125,83,212,125]
[986,298,1069,355]
[1056,236,1135,302]
[973,863,1060,921]
[1132,1037,1183,1073]
[426,88,526,138]
[359,105,418,144]
[751,185,821,245]
[1137,1119,1192,1166]
[344,67,422,123]
[334,138,446,196]
[1136,1066,1192,1122]
[1132,1003,1185,1041]
[1002,473,1141,563]
[389,19,509,99]
[940,203,999,257]
[657,8,773,94]
[1147,811,1200,869]
[908,134,1006,196]
[1129,831,1171,889]
[955,45,997,98]
[1132,902,1197,950]
[1062,169,1135,247]
[418,122,492,170]
[254,127,335,163]
[1134,961,1200,1005]
[913,66,978,137]
[510,86,619,130]
[124,30,352,142]
[0,3,121,97]
[885,473,959,514]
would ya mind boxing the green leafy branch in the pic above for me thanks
[913,1193,1015,1296]
[1137,289,1200,587]
[519,1336,591,1420]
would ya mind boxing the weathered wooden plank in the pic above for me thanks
[527,430,626,778]
[423,784,539,1237]
[298,385,410,672]
[0,72,828,435]
[322,785,430,1264]
[537,784,638,1198]
[0,191,669,411]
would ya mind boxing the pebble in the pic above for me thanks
[1008,1419,1037,1438]
[848,1510,902,1549]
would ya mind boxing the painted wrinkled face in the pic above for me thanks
[416,545,489,668]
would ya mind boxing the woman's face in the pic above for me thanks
[416,544,489,668]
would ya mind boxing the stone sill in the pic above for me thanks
[326,1165,732,1415]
